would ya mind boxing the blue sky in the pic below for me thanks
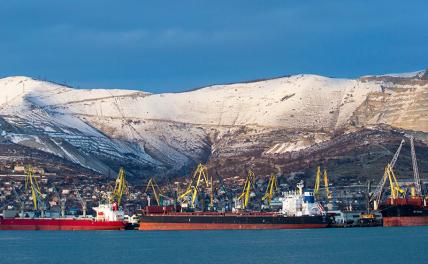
[0,1,427,93]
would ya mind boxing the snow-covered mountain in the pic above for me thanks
[0,70,427,180]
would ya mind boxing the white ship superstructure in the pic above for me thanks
[281,182,325,216]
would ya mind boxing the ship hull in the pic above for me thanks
[380,201,428,227]
[383,216,428,227]
[0,218,125,230]
[139,214,328,231]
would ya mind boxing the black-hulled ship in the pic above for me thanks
[139,183,329,230]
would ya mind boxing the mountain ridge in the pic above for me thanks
[0,70,427,182]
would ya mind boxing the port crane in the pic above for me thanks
[110,167,128,206]
[372,139,404,209]
[52,186,67,218]
[12,186,25,217]
[262,173,278,205]
[314,166,332,200]
[410,136,422,196]
[24,165,45,215]
[145,178,163,206]
[74,186,87,217]
[236,169,256,209]
[178,164,212,209]
[372,136,422,209]
[384,164,405,199]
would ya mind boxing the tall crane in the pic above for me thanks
[236,169,256,209]
[372,139,404,209]
[110,167,128,206]
[145,178,162,206]
[262,173,278,205]
[178,164,211,208]
[12,186,25,217]
[385,164,405,199]
[24,165,45,215]
[74,186,87,217]
[52,187,67,218]
[314,166,321,197]
[314,166,332,200]
[409,136,422,196]
[323,169,332,200]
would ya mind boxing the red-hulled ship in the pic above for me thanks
[380,197,428,227]
[0,203,126,231]
[139,183,329,230]
[374,136,427,227]
[0,165,129,231]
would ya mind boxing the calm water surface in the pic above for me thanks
[0,227,427,264]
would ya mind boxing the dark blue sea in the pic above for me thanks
[0,227,427,264]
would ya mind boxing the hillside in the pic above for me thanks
[0,71,427,182]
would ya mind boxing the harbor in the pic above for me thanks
[1,134,426,230]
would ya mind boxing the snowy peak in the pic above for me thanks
[0,71,427,179]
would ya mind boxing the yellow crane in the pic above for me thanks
[110,167,128,206]
[236,169,256,209]
[24,165,44,211]
[178,164,211,208]
[323,169,332,200]
[373,163,405,209]
[262,173,278,205]
[384,164,405,200]
[314,166,321,198]
[314,166,332,200]
[145,178,162,206]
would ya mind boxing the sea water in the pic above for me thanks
[0,227,427,264]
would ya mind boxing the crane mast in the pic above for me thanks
[145,178,162,206]
[111,167,128,206]
[12,186,25,217]
[372,139,404,208]
[410,136,422,196]
[314,166,321,198]
[262,173,278,205]
[323,169,332,200]
[178,164,211,209]
[314,166,331,200]
[24,165,45,215]
[74,187,87,217]
[236,169,256,209]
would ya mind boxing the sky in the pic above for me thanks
[0,0,427,93]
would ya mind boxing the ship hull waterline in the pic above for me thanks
[383,216,428,227]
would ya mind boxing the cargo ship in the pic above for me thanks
[373,137,428,227]
[0,203,126,231]
[139,183,329,230]
[380,197,428,227]
[0,166,128,231]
